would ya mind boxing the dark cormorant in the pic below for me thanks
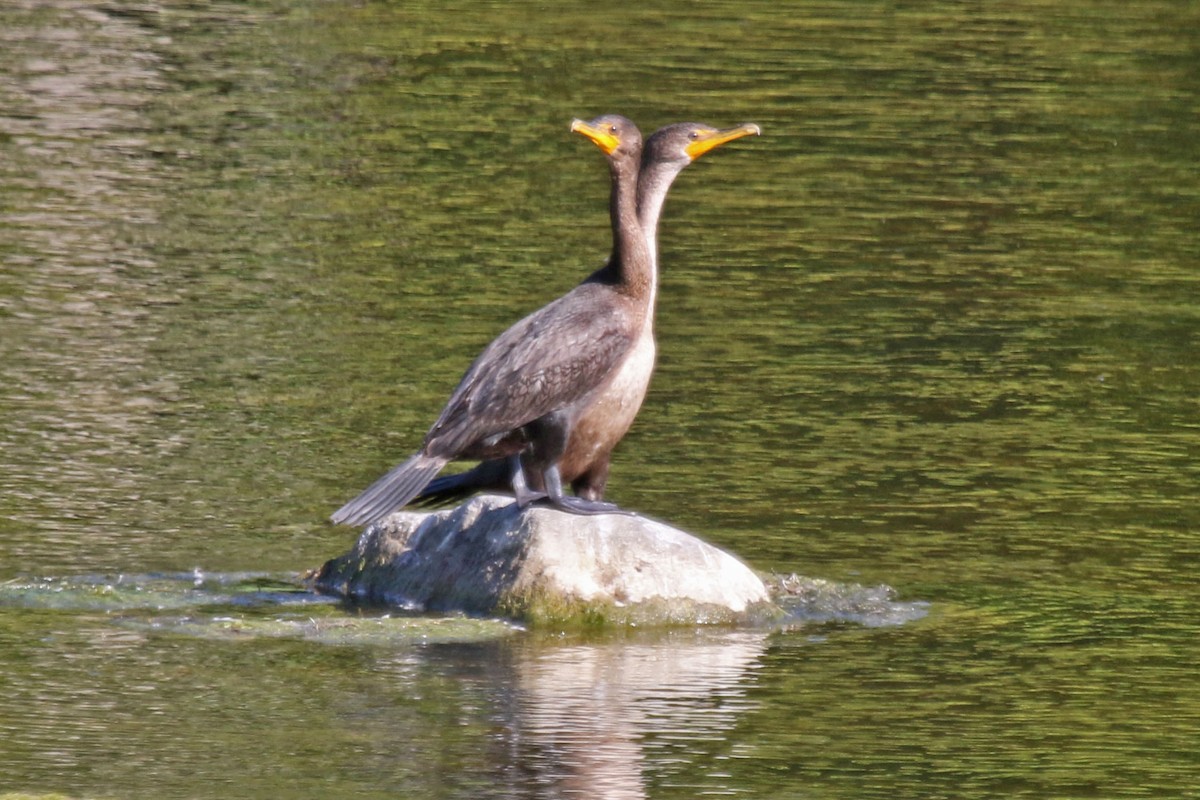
[410,121,762,507]
[331,114,648,527]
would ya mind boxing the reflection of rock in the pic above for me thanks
[314,495,773,625]
[510,632,768,799]
[361,631,769,798]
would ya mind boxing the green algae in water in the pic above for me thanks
[769,573,931,628]
[0,573,320,613]
[124,610,518,645]
[0,573,517,645]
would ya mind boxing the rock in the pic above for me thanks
[313,495,775,626]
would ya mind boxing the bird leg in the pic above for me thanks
[509,454,547,508]
[520,411,633,516]
[540,464,632,516]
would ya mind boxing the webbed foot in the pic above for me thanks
[537,464,637,517]
[514,489,548,508]
[539,494,636,517]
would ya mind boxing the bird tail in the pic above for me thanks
[330,453,448,527]
[409,459,512,508]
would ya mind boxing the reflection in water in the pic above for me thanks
[377,632,768,800]
[516,634,765,798]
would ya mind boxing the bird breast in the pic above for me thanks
[564,324,657,465]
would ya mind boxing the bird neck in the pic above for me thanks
[606,156,651,300]
[636,161,687,274]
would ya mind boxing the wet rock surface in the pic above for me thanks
[313,495,775,625]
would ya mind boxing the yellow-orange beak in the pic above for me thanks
[684,122,762,161]
[571,118,621,155]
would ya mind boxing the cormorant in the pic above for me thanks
[410,121,762,507]
[331,114,649,527]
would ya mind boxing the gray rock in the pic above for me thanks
[313,495,775,626]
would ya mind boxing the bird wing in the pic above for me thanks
[425,284,635,455]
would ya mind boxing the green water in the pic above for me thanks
[2,1,1198,797]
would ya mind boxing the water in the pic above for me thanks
[2,0,1198,797]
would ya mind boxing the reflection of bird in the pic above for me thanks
[411,121,762,507]
[331,115,648,527]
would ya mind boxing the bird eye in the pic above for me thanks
[688,131,699,140]
[609,124,619,134]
